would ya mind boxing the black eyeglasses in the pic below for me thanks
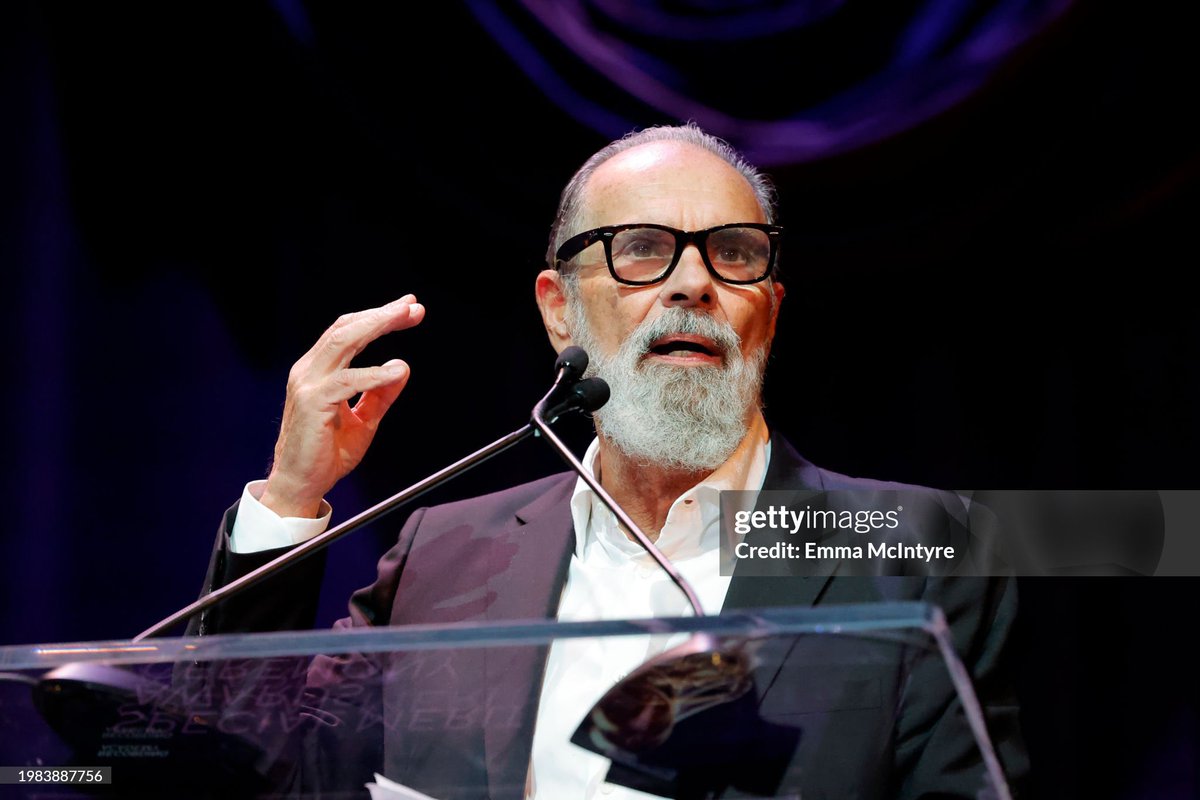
[554,223,783,286]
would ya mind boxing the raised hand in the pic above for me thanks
[259,295,426,518]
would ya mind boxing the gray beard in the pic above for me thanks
[565,292,768,472]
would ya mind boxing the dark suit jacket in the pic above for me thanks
[193,433,1027,799]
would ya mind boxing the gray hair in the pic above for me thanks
[546,123,777,270]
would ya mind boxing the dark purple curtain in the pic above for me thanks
[469,0,1074,164]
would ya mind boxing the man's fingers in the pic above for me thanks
[318,360,411,404]
[351,360,409,430]
[327,294,416,333]
[308,295,426,373]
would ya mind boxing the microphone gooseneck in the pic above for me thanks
[132,348,600,641]
[530,364,705,618]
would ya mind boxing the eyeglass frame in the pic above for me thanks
[553,222,784,286]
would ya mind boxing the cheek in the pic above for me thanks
[725,295,776,349]
[583,282,656,345]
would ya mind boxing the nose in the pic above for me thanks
[659,243,715,308]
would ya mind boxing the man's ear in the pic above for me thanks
[768,279,786,335]
[535,269,573,352]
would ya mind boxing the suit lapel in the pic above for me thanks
[722,432,837,611]
[482,475,576,620]
[482,473,576,796]
[719,434,843,735]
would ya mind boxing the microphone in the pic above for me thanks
[554,345,589,383]
[542,345,596,422]
[571,378,611,412]
[544,377,610,422]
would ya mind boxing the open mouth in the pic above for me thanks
[646,335,722,361]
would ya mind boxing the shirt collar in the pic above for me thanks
[568,413,771,563]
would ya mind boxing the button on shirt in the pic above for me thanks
[528,417,770,799]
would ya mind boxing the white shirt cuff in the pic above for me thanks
[229,480,332,553]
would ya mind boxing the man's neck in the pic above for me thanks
[595,446,705,541]
[593,413,765,541]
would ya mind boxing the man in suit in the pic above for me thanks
[195,124,1027,798]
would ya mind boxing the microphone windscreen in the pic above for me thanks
[555,346,589,382]
[574,378,610,412]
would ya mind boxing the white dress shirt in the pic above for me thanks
[227,417,771,800]
[528,417,770,799]
[229,480,331,554]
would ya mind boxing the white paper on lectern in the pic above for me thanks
[365,772,441,800]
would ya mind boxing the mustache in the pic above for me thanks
[628,307,741,359]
